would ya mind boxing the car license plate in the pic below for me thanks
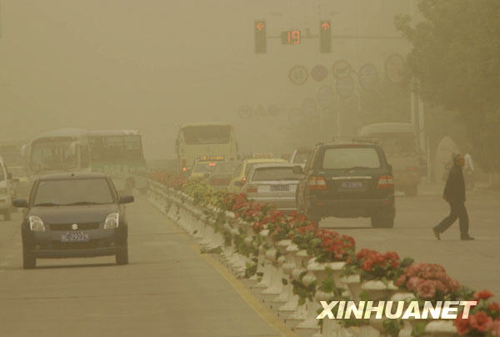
[341,181,364,189]
[271,185,289,192]
[61,232,90,242]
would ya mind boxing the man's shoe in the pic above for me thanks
[432,228,441,240]
[461,236,475,241]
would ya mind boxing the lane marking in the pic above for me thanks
[195,246,297,337]
[148,198,297,336]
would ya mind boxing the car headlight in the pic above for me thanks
[29,216,46,233]
[104,213,120,230]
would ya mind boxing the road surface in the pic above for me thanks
[0,184,498,336]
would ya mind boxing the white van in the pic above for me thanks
[359,123,421,196]
[0,156,13,220]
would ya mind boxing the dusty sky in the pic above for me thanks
[0,0,412,159]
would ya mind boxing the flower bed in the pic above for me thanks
[150,175,498,337]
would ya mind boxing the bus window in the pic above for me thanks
[182,125,231,145]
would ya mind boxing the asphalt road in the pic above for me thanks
[0,184,498,336]
[321,184,500,299]
[0,200,289,337]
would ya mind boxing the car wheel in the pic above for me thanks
[116,246,129,265]
[4,209,11,221]
[298,198,321,225]
[23,248,36,269]
[405,185,418,197]
[370,215,395,228]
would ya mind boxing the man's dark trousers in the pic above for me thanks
[435,201,469,238]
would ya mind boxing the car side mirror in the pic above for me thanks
[13,178,19,183]
[7,172,12,180]
[388,164,393,173]
[234,180,244,187]
[292,165,303,174]
[119,195,134,204]
[13,198,28,208]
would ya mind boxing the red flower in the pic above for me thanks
[489,320,500,337]
[406,276,423,291]
[454,317,470,336]
[469,312,493,332]
[474,290,494,301]
[416,279,437,299]
[395,275,406,287]
[489,302,500,312]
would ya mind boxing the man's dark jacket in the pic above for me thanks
[443,165,466,203]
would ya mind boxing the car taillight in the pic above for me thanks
[377,175,394,189]
[245,185,258,193]
[407,167,416,171]
[308,176,327,191]
[182,167,187,172]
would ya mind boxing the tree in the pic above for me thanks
[395,0,500,172]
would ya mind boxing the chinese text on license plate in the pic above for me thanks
[61,232,90,242]
[341,181,364,189]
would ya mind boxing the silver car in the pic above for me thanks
[241,163,302,212]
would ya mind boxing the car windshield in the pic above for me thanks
[33,178,115,206]
[292,151,311,164]
[322,147,381,170]
[245,161,281,176]
[251,167,301,181]
[9,166,26,177]
[213,162,239,174]
[193,163,216,173]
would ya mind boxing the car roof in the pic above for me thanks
[250,163,295,169]
[317,140,381,148]
[37,172,108,181]
[243,158,287,164]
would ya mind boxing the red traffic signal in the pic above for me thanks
[320,20,331,53]
[255,20,267,54]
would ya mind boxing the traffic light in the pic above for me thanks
[320,20,331,53]
[254,20,266,54]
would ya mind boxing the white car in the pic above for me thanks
[0,156,13,220]
[241,163,302,212]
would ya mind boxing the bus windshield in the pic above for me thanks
[182,125,231,145]
[30,138,78,171]
[371,133,416,154]
[89,135,144,164]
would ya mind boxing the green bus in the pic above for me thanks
[88,130,148,193]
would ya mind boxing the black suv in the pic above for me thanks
[13,173,134,269]
[293,141,395,228]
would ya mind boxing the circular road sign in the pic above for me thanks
[317,85,335,109]
[385,53,405,84]
[288,107,302,126]
[358,63,379,89]
[336,76,354,99]
[288,65,309,85]
[332,60,351,80]
[268,104,280,116]
[237,105,253,119]
[301,97,318,116]
[311,64,328,82]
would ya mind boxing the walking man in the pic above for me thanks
[433,154,475,240]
